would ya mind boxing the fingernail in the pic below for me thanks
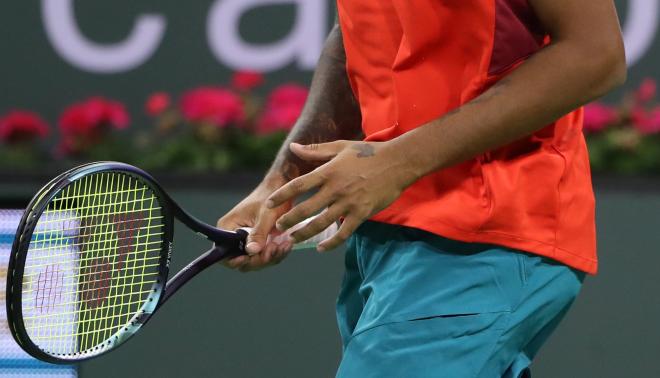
[276,222,285,232]
[291,142,301,148]
[317,245,326,253]
[246,242,260,254]
[266,200,275,209]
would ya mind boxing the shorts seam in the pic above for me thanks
[472,312,514,378]
[346,310,512,345]
[512,253,530,312]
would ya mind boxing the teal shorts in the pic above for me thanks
[336,221,585,378]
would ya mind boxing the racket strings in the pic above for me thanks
[22,257,161,285]
[21,172,164,356]
[30,217,164,241]
[24,241,163,267]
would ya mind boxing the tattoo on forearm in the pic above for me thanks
[469,78,511,106]
[352,143,375,158]
[441,78,512,118]
[270,25,363,181]
[280,160,300,182]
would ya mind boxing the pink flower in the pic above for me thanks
[0,110,49,143]
[231,71,264,91]
[631,106,660,134]
[59,97,130,137]
[257,84,308,134]
[145,92,171,116]
[635,78,656,104]
[583,102,617,133]
[179,86,244,127]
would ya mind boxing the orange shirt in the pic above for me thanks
[337,0,597,274]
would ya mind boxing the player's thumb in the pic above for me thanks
[217,214,242,233]
[245,209,278,255]
[290,141,348,162]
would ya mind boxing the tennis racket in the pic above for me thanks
[5,161,336,364]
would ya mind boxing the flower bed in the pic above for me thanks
[0,71,306,173]
[584,78,660,174]
[0,73,658,176]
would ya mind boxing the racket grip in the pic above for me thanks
[239,216,339,251]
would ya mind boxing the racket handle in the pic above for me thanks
[239,216,339,251]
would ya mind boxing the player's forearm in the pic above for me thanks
[387,31,626,184]
[264,24,362,188]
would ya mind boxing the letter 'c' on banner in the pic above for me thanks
[41,0,166,74]
[623,0,659,66]
[207,0,326,72]
[40,0,659,73]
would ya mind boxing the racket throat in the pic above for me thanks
[171,203,246,248]
[160,231,247,306]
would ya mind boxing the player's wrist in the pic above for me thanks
[380,139,426,189]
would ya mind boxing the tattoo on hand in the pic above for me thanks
[352,143,375,158]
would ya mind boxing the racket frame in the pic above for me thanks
[7,162,174,363]
[7,162,247,364]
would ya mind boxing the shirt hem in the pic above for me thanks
[370,210,598,275]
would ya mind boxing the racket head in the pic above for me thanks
[6,162,173,363]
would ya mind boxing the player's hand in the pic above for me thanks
[267,141,417,252]
[217,180,293,272]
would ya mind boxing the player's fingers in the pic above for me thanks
[269,237,288,259]
[263,239,282,257]
[261,243,277,264]
[246,207,279,255]
[289,141,349,162]
[266,173,324,210]
[237,255,262,273]
[238,244,277,272]
[277,238,294,255]
[256,242,277,264]
[317,216,361,252]
[289,205,342,243]
[276,188,334,232]
[216,213,250,231]
[221,255,249,270]
[271,240,293,264]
